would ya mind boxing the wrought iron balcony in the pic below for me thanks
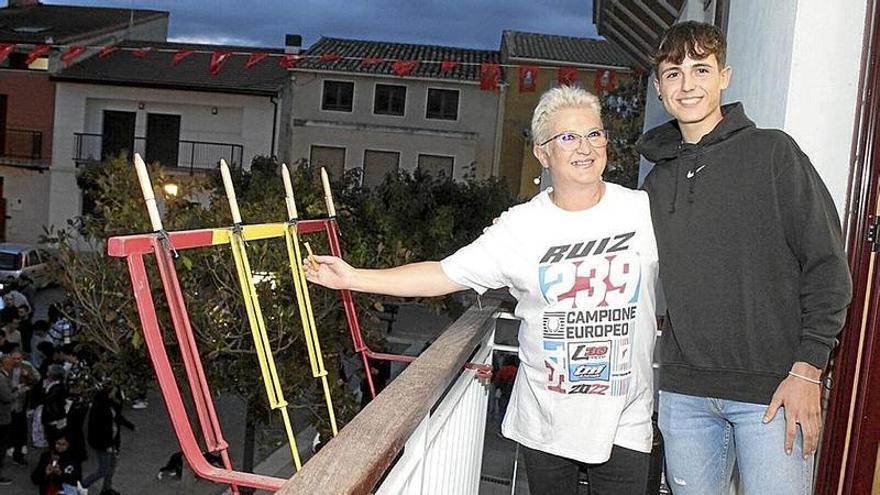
[0,128,43,160]
[73,132,244,172]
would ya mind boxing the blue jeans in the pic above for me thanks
[658,391,814,495]
[82,449,118,491]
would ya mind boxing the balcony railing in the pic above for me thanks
[0,128,43,159]
[73,132,243,172]
[279,298,500,495]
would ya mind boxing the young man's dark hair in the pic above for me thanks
[652,21,727,73]
[639,20,851,495]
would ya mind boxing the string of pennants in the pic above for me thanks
[0,41,629,94]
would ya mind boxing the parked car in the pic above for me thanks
[0,243,55,293]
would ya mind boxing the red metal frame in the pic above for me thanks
[107,219,420,490]
[816,0,880,492]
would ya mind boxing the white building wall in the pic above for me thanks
[0,167,50,244]
[287,72,500,181]
[782,0,867,221]
[640,0,868,220]
[48,82,277,233]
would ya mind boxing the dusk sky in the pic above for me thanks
[41,0,599,49]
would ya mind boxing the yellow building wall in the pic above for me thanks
[498,66,631,198]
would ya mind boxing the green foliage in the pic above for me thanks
[46,155,517,440]
[601,75,648,188]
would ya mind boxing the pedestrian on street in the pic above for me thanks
[0,346,26,486]
[31,434,83,495]
[82,385,134,495]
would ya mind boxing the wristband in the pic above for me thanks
[788,371,822,385]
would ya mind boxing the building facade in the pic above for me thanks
[283,37,502,185]
[48,41,286,232]
[498,30,636,198]
[0,0,168,243]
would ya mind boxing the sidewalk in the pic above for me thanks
[4,296,528,494]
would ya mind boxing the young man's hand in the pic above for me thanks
[763,361,823,458]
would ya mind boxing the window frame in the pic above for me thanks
[321,79,356,113]
[309,144,348,181]
[416,153,455,181]
[424,87,460,122]
[362,148,401,187]
[372,83,407,117]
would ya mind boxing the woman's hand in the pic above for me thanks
[303,255,356,290]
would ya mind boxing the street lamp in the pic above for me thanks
[162,182,179,197]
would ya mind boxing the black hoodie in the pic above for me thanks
[638,103,852,404]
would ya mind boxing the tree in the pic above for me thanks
[46,155,516,473]
[601,74,648,188]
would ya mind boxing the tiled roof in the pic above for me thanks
[51,41,287,96]
[0,4,167,44]
[501,30,636,68]
[293,37,501,82]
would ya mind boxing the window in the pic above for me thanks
[373,84,406,116]
[322,81,354,112]
[426,88,459,120]
[310,145,346,181]
[417,154,454,180]
[146,113,181,168]
[362,150,400,188]
[0,253,19,270]
[25,250,40,268]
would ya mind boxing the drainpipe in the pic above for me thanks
[270,94,279,158]
[491,82,506,178]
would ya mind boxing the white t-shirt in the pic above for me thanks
[441,183,658,463]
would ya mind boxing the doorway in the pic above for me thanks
[101,110,136,161]
[146,113,181,168]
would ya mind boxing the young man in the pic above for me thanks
[638,21,852,494]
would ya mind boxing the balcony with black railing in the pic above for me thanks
[73,132,244,172]
[0,128,44,160]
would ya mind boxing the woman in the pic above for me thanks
[31,434,82,495]
[305,86,658,494]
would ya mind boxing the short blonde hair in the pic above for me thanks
[530,86,602,144]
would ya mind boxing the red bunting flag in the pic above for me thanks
[319,53,341,64]
[98,45,119,59]
[131,47,153,58]
[61,45,86,66]
[278,54,303,68]
[519,64,538,93]
[24,44,49,65]
[361,56,383,66]
[391,59,418,77]
[171,48,194,66]
[0,43,15,65]
[209,50,233,75]
[245,52,269,69]
[594,69,618,93]
[480,62,500,91]
[558,66,579,86]
[440,60,459,73]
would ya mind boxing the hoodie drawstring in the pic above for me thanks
[669,160,680,213]
[687,154,702,204]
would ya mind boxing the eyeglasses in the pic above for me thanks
[540,129,609,151]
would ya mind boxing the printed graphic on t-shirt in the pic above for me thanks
[537,231,641,396]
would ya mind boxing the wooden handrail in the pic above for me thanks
[277,297,500,495]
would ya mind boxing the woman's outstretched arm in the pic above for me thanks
[303,255,467,297]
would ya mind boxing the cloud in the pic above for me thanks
[168,34,263,47]
[43,0,598,50]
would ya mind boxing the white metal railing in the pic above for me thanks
[376,323,493,494]
[278,299,499,494]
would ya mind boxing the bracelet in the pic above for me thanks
[788,371,822,385]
